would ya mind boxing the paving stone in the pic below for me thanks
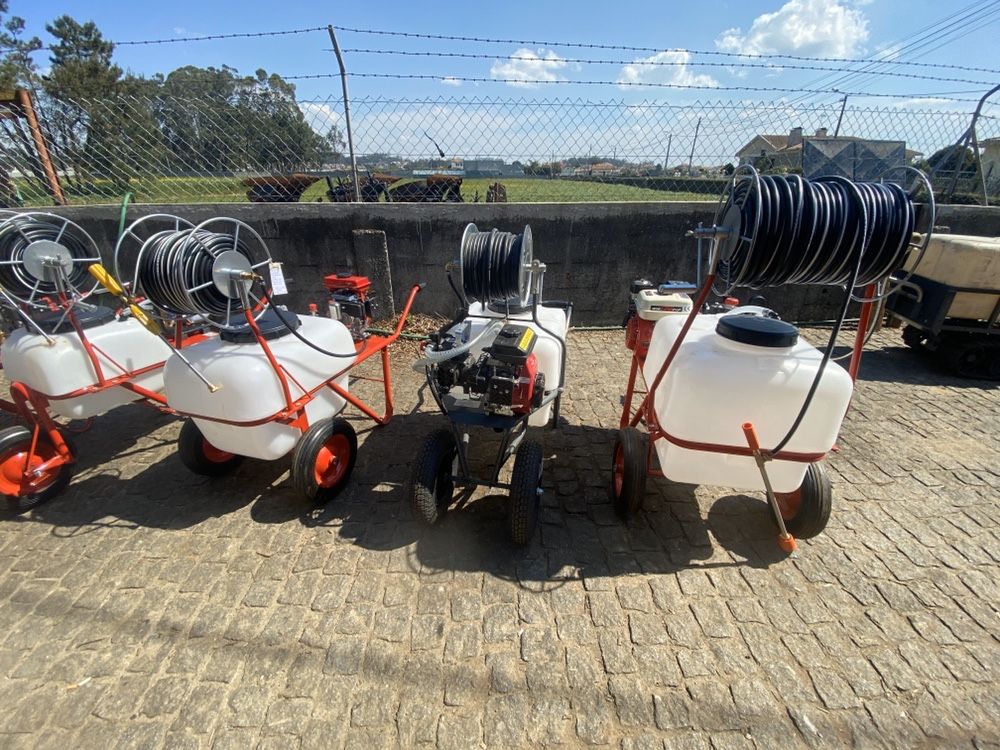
[0,331,996,750]
[437,712,482,750]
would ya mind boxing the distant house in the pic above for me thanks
[736,127,922,175]
[737,127,834,169]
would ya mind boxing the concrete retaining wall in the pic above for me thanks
[50,201,1000,326]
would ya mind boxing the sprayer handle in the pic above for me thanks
[88,264,124,296]
[89,264,162,336]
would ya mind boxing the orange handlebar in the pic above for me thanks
[742,422,761,453]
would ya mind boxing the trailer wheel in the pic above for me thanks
[0,425,76,513]
[409,428,457,525]
[292,417,358,503]
[610,428,648,519]
[942,340,999,380]
[774,462,832,539]
[509,440,543,546]
[178,420,243,477]
[901,325,925,349]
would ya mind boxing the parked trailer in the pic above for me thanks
[886,233,1000,379]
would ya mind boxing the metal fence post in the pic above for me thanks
[938,84,999,206]
[688,118,700,177]
[328,25,361,202]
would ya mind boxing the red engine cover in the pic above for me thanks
[512,353,539,414]
[323,273,372,294]
[625,315,657,358]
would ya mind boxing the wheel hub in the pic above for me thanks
[613,444,625,496]
[315,434,351,488]
[775,488,802,520]
[201,439,236,463]
[0,444,60,496]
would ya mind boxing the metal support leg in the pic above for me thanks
[742,421,797,553]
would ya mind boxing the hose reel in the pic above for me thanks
[117,215,272,329]
[711,166,933,295]
[457,223,536,307]
[0,212,102,306]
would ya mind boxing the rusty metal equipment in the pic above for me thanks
[0,89,65,206]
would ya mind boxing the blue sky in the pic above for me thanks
[14,1,1000,163]
[17,0,999,105]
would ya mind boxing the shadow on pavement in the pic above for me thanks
[10,392,795,576]
[302,407,794,583]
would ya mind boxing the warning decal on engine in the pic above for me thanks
[518,327,535,351]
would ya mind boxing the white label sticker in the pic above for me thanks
[269,262,288,296]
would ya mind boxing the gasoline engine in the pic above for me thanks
[622,279,695,357]
[324,273,375,340]
[431,322,545,416]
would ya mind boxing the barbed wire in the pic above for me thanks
[334,73,988,103]
[115,26,327,45]
[332,25,1000,75]
[341,48,996,88]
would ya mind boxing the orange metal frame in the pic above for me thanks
[618,276,876,476]
[1,300,213,487]
[1,284,421,495]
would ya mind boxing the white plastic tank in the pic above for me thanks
[449,301,569,427]
[643,309,853,493]
[2,316,171,419]
[163,315,355,460]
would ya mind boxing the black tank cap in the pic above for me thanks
[220,308,301,344]
[34,305,115,334]
[716,315,798,348]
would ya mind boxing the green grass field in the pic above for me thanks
[14,175,714,207]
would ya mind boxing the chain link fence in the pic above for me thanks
[4,92,997,207]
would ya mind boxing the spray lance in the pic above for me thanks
[87,264,220,392]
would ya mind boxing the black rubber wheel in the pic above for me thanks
[775,462,833,539]
[0,425,76,513]
[291,417,358,503]
[943,340,992,379]
[508,440,543,546]
[408,428,457,525]
[901,325,925,349]
[178,419,243,477]
[610,428,648,519]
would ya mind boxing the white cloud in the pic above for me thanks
[716,0,869,58]
[895,97,952,107]
[490,48,568,88]
[617,50,719,89]
[299,102,342,135]
[441,76,462,87]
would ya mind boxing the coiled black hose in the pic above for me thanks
[713,170,924,456]
[136,228,254,318]
[460,225,531,304]
[0,214,97,298]
[716,173,915,293]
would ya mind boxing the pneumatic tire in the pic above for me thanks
[0,425,76,513]
[508,440,543,546]
[291,417,358,503]
[178,419,243,477]
[409,428,457,526]
[775,462,833,539]
[611,428,648,519]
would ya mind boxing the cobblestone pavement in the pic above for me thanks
[0,328,997,749]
